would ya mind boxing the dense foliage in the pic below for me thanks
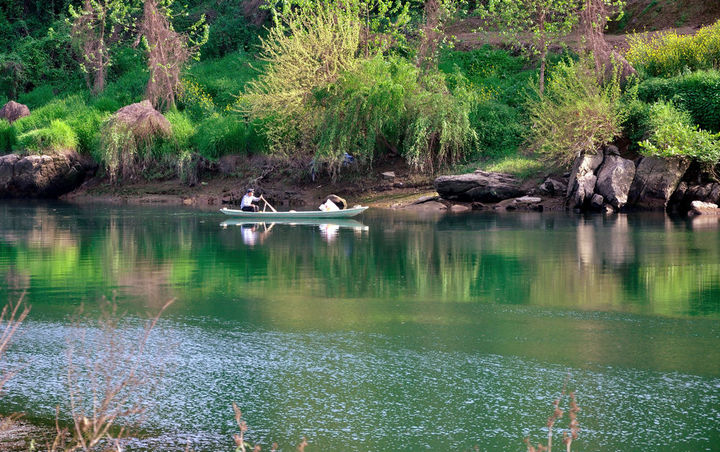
[527,57,624,166]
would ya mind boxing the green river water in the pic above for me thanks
[0,201,719,451]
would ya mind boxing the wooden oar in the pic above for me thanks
[261,196,277,212]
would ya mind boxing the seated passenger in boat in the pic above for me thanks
[241,188,261,212]
[320,194,347,211]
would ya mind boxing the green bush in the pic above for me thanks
[527,57,624,167]
[471,100,526,159]
[314,56,478,173]
[637,70,720,132]
[0,119,16,153]
[639,101,720,164]
[193,114,250,159]
[94,68,148,112]
[438,47,537,159]
[17,119,77,152]
[621,96,652,154]
[17,85,55,109]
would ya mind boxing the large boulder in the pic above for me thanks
[434,170,525,202]
[628,157,690,210]
[0,101,30,124]
[566,151,604,209]
[0,151,97,198]
[595,155,636,209]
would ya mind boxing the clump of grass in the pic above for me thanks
[483,156,545,180]
[0,119,16,153]
[17,119,78,153]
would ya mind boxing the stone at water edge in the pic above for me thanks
[590,194,605,211]
[515,196,542,204]
[689,200,720,216]
[0,151,97,198]
[381,171,396,179]
[628,157,690,210]
[434,170,525,202]
[539,177,568,196]
[567,151,604,209]
[0,154,20,191]
[450,204,470,213]
[595,155,636,210]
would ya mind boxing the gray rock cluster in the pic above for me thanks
[434,170,525,202]
[434,144,713,215]
[0,151,97,198]
[566,146,691,212]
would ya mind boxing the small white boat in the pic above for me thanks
[220,218,368,229]
[219,206,368,219]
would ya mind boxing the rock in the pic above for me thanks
[0,101,30,123]
[0,151,97,198]
[628,157,691,210]
[595,155,636,209]
[567,151,604,209]
[402,200,447,212]
[590,194,605,210]
[450,204,470,213]
[539,177,568,196]
[434,170,525,202]
[0,154,20,191]
[515,196,542,204]
[412,195,440,204]
[471,202,489,210]
[381,171,395,179]
[603,144,620,156]
[689,200,720,215]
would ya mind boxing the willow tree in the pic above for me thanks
[69,0,137,95]
[141,0,206,110]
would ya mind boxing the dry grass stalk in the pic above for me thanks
[0,294,30,395]
[525,382,580,452]
[50,298,175,451]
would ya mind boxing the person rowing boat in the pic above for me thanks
[240,188,266,212]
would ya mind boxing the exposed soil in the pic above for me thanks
[63,156,438,210]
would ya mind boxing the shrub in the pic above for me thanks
[242,1,363,155]
[193,114,250,159]
[439,47,537,159]
[621,96,652,154]
[639,101,720,164]
[17,84,55,109]
[627,21,720,77]
[471,100,526,159]
[314,56,478,174]
[17,119,77,152]
[637,70,720,132]
[0,119,16,153]
[527,57,624,167]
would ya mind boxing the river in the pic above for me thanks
[0,201,718,451]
